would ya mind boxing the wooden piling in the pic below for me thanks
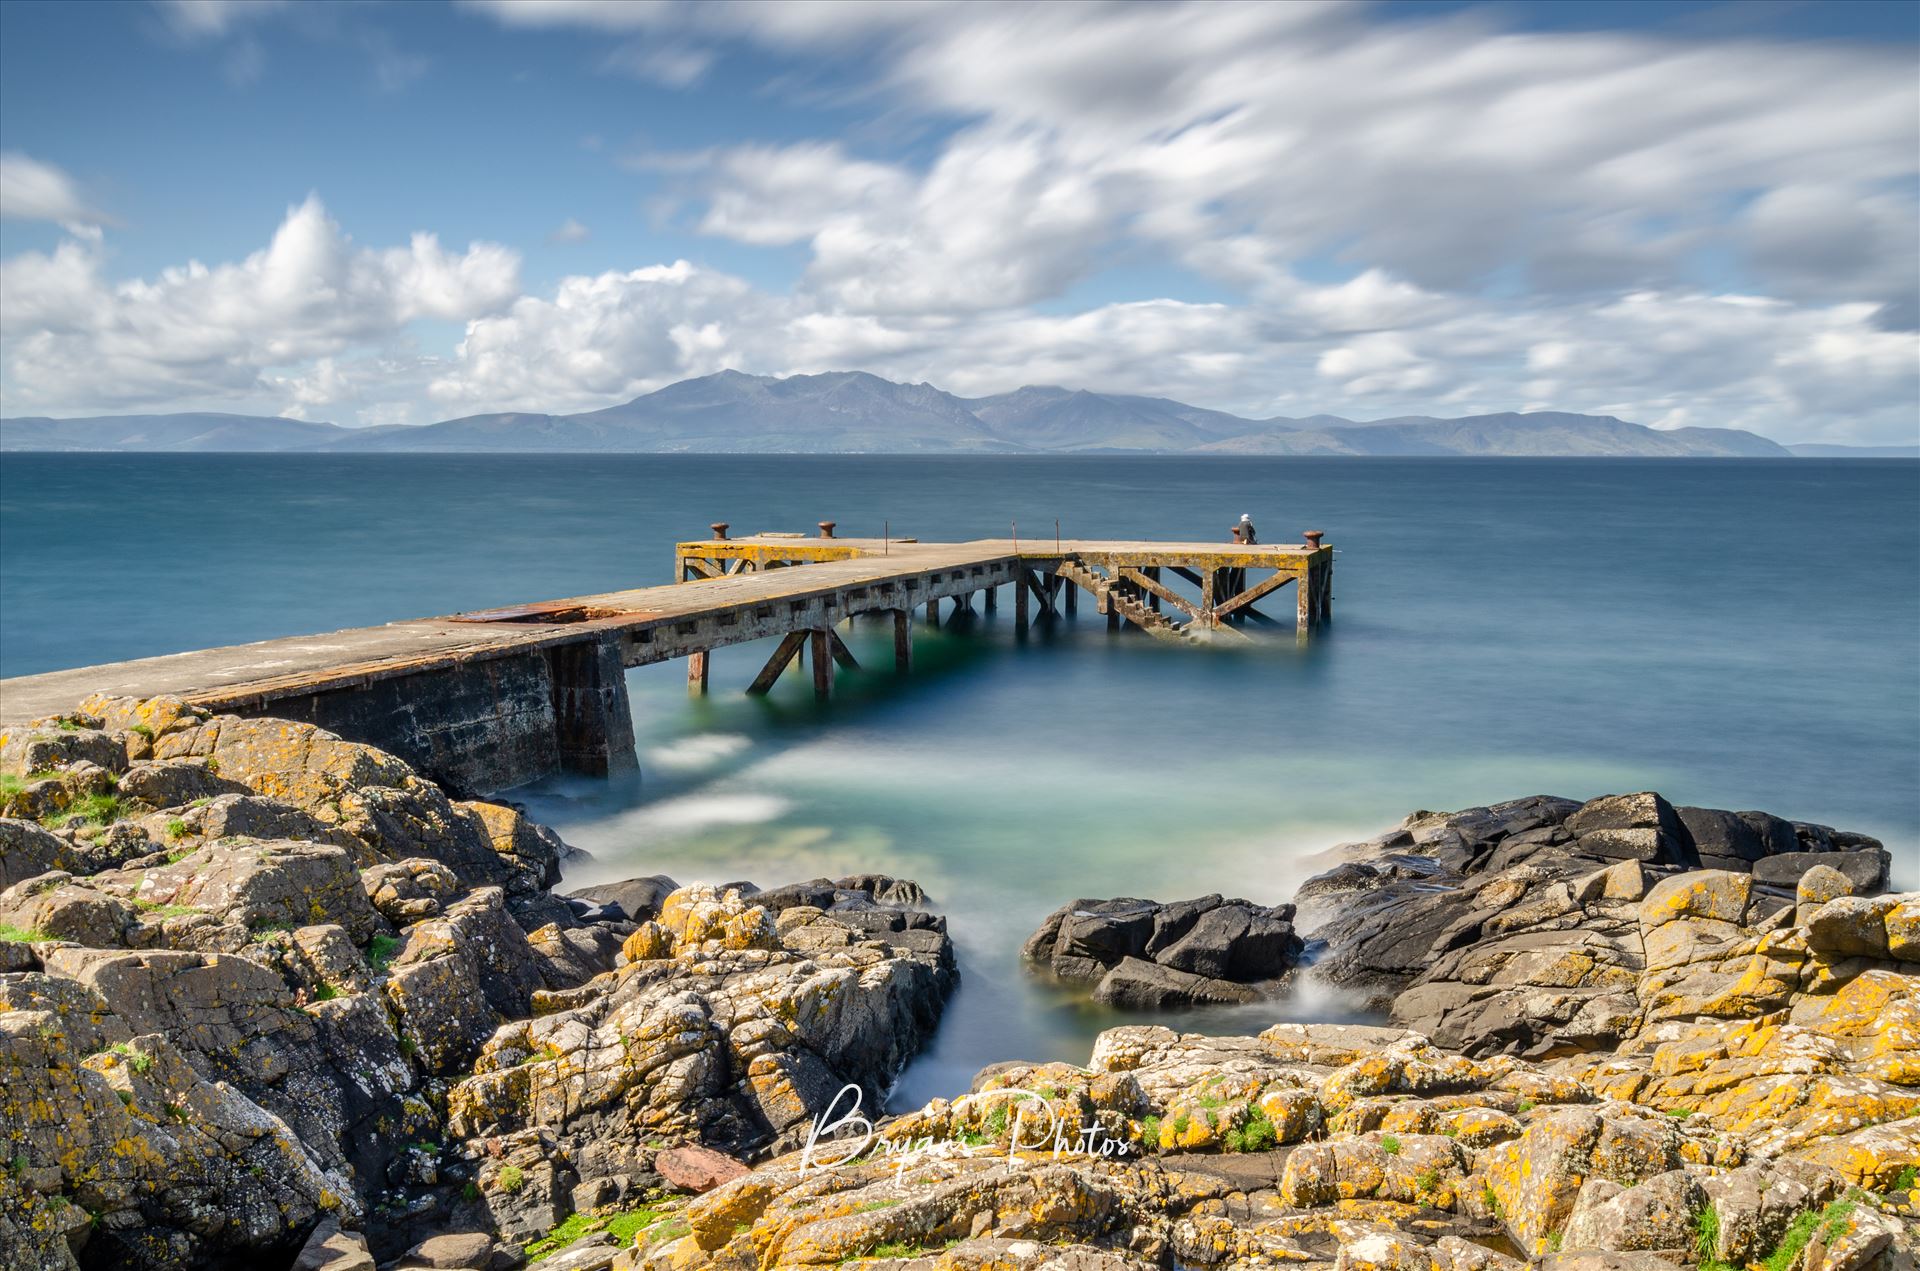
[893,609,912,671]
[687,650,710,696]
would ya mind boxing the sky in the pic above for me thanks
[0,0,1915,443]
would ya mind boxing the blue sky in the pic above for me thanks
[1,0,1915,441]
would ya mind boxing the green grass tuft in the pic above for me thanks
[0,924,48,943]
[111,1042,154,1075]
[367,933,403,972]
[1380,1134,1401,1155]
[496,1165,526,1194]
[52,793,122,828]
[1761,1208,1821,1271]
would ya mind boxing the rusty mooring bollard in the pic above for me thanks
[710,522,729,540]
[1304,531,1324,550]
[818,521,836,538]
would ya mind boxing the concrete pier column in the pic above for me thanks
[548,636,638,777]
[1014,573,1030,627]
[925,598,940,625]
[809,629,833,700]
[893,609,912,671]
[687,650,710,696]
[984,584,997,612]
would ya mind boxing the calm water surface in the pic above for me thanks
[4,454,1916,1105]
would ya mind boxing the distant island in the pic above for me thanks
[3,370,1912,457]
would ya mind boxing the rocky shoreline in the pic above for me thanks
[1,698,1914,1271]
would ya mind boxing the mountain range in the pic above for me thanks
[2,370,1910,457]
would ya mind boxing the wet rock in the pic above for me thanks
[1093,957,1261,1008]
[1676,806,1767,869]
[1024,894,1302,1001]
[568,874,679,922]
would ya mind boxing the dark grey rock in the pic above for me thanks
[567,874,678,922]
[1091,956,1259,1008]
[1676,807,1766,863]
[1565,792,1690,865]
[1753,849,1888,892]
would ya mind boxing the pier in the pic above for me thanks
[0,529,1332,793]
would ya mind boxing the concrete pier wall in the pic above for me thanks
[242,648,627,793]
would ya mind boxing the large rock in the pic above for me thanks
[446,881,956,1177]
[1093,956,1261,1008]
[108,839,382,942]
[1561,1170,1705,1255]
[1480,1106,1684,1254]
[1564,792,1690,864]
[568,873,679,922]
[0,971,354,1269]
[0,818,84,889]
[1024,893,1301,1000]
[1756,849,1891,891]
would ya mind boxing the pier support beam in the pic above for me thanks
[893,609,912,671]
[810,629,833,700]
[1015,573,1030,627]
[548,636,639,778]
[687,650,710,696]
[747,631,807,695]
[925,598,940,626]
[984,585,996,612]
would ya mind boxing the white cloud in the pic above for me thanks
[548,217,591,244]
[0,154,106,225]
[0,196,519,418]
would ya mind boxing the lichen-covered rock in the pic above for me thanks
[0,871,138,946]
[106,839,382,943]
[1479,1106,1684,1254]
[0,817,84,889]
[362,856,462,924]
[446,882,956,1182]
[1560,1169,1705,1255]
[0,972,354,1270]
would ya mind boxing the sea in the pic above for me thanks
[3,453,1916,1107]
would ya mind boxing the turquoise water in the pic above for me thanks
[3,454,1916,1103]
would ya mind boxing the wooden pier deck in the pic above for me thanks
[0,531,1332,793]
